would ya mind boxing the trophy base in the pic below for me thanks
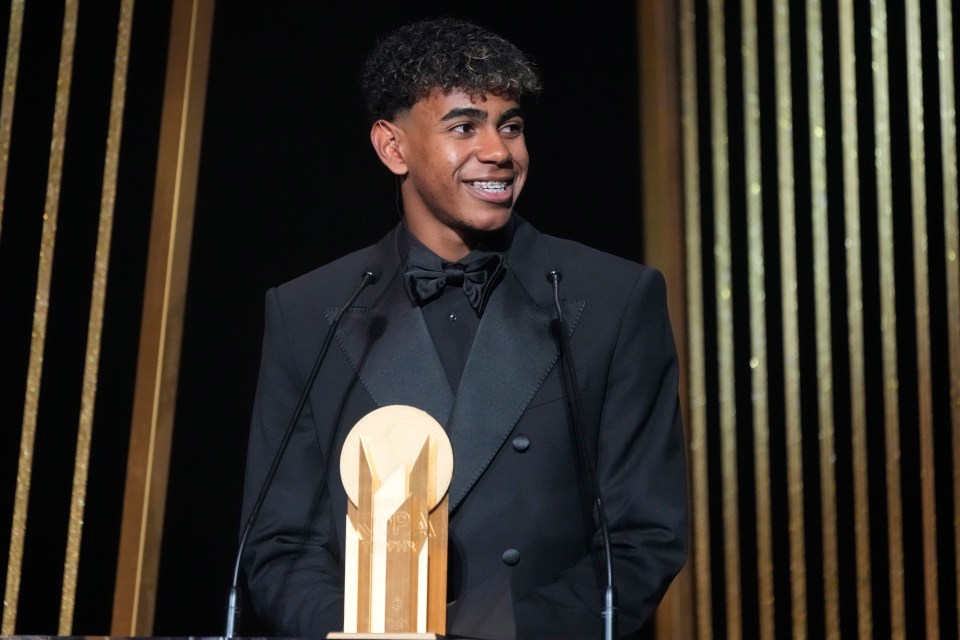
[327,634,440,639]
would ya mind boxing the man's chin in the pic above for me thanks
[460,208,514,233]
[456,212,515,249]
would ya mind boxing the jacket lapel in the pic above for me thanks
[446,219,585,511]
[446,270,556,510]
[328,228,454,424]
[329,220,585,512]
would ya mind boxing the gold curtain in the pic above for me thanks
[672,0,960,637]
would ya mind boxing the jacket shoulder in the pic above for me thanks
[530,225,663,294]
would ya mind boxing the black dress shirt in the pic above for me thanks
[398,224,512,391]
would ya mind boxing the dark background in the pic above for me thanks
[5,1,957,637]
[156,2,643,635]
[0,1,643,635]
[0,0,170,633]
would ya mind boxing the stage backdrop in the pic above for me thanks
[2,1,959,639]
[0,0,655,636]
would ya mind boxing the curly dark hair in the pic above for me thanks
[361,17,542,123]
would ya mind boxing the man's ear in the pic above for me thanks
[370,120,407,176]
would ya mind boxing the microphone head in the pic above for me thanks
[362,268,382,284]
[546,269,563,283]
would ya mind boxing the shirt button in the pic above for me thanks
[502,548,521,566]
[448,312,458,322]
[512,435,530,452]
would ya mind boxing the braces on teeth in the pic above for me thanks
[473,181,508,191]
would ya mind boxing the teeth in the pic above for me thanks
[472,181,508,192]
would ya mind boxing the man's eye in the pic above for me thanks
[500,121,524,137]
[451,123,475,134]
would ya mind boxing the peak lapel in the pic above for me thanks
[326,219,586,512]
[445,271,557,511]
[325,229,454,425]
[446,220,586,511]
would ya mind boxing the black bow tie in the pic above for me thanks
[403,251,505,315]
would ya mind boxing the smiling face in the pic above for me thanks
[374,89,529,260]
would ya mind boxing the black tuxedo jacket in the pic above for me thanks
[241,217,687,639]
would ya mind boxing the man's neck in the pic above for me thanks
[406,226,471,262]
[404,218,514,262]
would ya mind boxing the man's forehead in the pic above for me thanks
[410,88,521,118]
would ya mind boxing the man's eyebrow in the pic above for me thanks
[497,107,525,126]
[439,106,526,126]
[440,107,487,121]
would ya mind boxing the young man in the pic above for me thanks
[241,17,687,639]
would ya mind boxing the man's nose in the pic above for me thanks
[475,128,512,164]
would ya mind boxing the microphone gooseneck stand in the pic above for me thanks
[547,270,617,640]
[225,269,380,638]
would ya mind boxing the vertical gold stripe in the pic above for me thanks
[838,1,874,637]
[805,2,840,638]
[740,1,774,637]
[0,0,25,237]
[679,1,713,637]
[2,0,79,633]
[58,0,136,633]
[707,3,741,638]
[773,2,808,637]
[936,0,960,633]
[904,0,940,636]
[870,1,906,636]
[112,0,215,632]
[637,3,692,632]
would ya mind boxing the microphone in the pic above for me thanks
[546,270,617,640]
[225,268,381,638]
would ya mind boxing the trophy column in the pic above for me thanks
[330,405,453,639]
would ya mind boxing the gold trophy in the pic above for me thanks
[328,405,453,639]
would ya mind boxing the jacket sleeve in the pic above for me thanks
[240,287,345,637]
[513,267,689,638]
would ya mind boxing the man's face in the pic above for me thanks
[393,89,529,251]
